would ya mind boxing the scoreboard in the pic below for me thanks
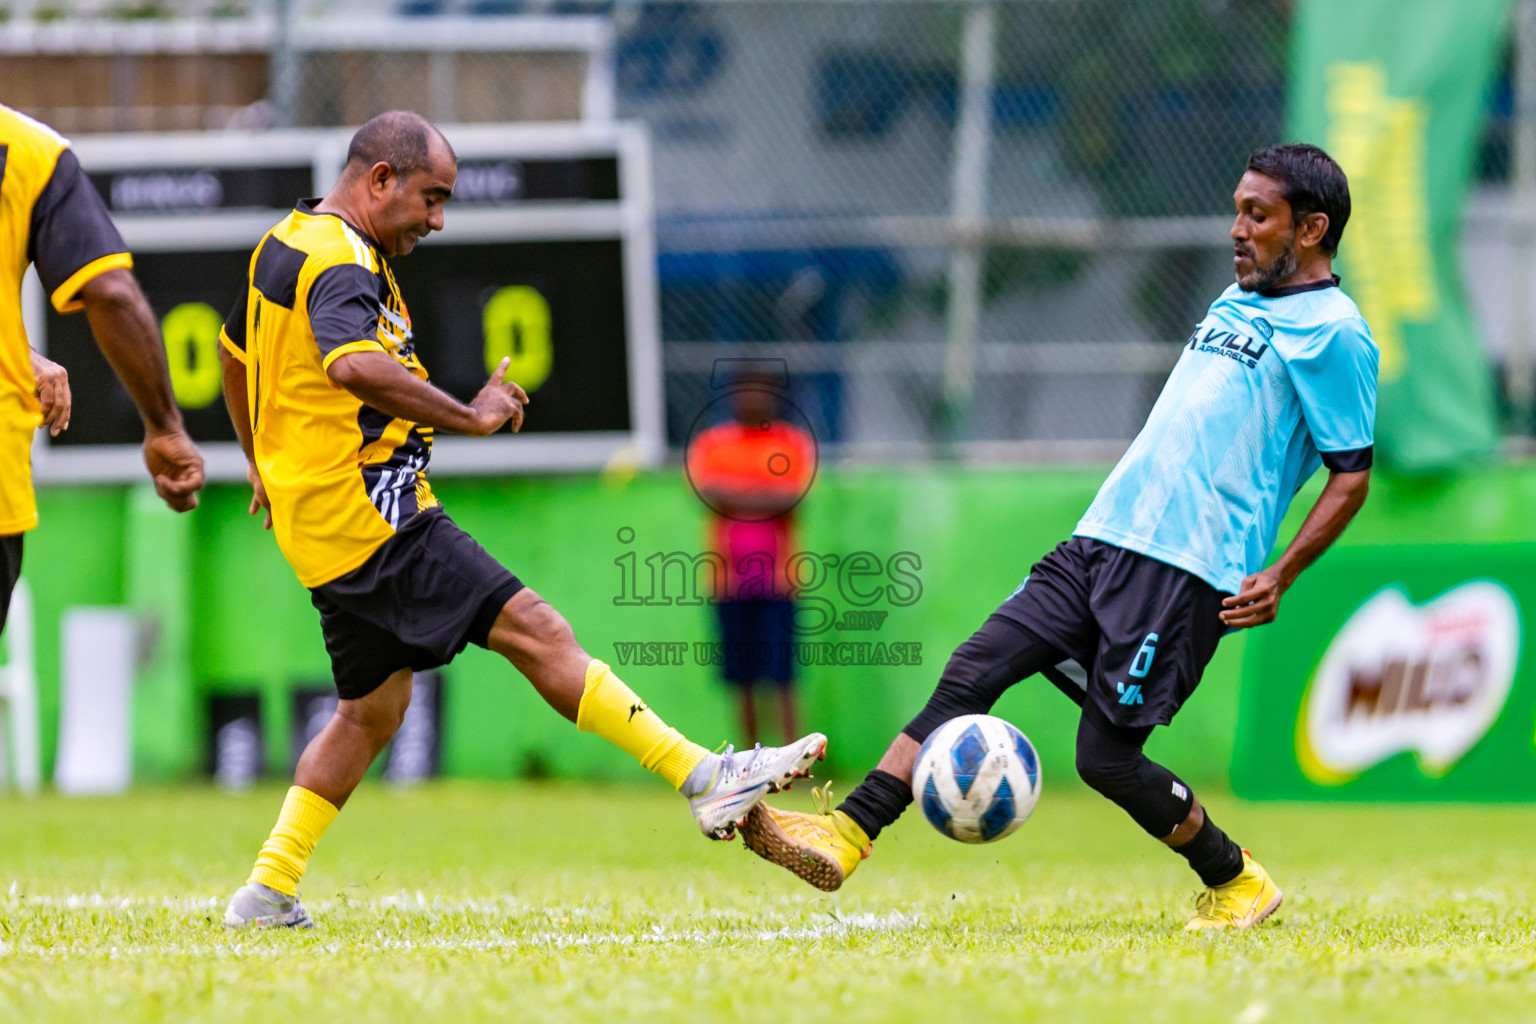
[26,123,663,481]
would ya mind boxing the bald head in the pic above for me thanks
[344,110,455,182]
[321,110,458,257]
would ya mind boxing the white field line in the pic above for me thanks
[6,919,924,959]
[3,891,898,920]
[0,893,924,958]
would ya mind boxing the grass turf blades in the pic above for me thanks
[1,783,1532,1023]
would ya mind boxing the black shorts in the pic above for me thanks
[995,536,1229,729]
[310,509,524,700]
[715,599,796,687]
[0,533,22,634]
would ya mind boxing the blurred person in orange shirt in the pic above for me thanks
[687,371,815,746]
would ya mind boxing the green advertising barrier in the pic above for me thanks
[26,468,1239,788]
[22,463,1536,792]
[1290,0,1505,471]
[1233,545,1536,800]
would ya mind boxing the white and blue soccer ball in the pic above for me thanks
[912,714,1041,844]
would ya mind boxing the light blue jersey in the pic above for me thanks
[1074,277,1377,595]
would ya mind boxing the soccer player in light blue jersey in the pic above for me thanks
[740,144,1377,931]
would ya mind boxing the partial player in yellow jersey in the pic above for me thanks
[0,104,205,630]
[218,111,828,930]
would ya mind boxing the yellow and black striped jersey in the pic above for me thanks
[221,200,438,588]
[1,104,133,534]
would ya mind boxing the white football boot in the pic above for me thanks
[222,882,315,930]
[685,733,828,839]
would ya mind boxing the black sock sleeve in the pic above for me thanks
[836,769,912,841]
[1172,814,1245,888]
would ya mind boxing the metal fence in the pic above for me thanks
[616,0,1291,456]
[3,0,1524,458]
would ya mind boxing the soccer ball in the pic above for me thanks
[912,714,1041,843]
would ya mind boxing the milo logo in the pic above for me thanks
[1297,581,1520,783]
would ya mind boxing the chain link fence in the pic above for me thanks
[2,0,1522,456]
[617,0,1291,454]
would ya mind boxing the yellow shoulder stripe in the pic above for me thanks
[219,327,247,364]
[321,340,386,376]
[50,252,133,313]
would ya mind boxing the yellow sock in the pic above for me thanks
[576,659,708,789]
[248,785,339,897]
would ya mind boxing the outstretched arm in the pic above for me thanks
[1218,467,1370,629]
[327,351,528,436]
[80,268,205,511]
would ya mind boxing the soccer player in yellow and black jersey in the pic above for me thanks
[219,111,828,929]
[0,103,204,630]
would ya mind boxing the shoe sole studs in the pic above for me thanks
[738,804,845,893]
[702,737,829,839]
[768,738,828,794]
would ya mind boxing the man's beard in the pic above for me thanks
[1236,239,1299,292]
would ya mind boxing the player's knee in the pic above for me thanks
[903,616,1048,743]
[932,680,988,720]
[497,592,569,643]
[387,691,412,733]
[1074,737,1140,800]
[902,675,987,742]
[531,604,581,658]
[937,644,1002,711]
[543,608,579,651]
[338,703,402,744]
[491,593,585,673]
[338,675,412,740]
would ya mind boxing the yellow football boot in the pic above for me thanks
[1185,849,1283,931]
[738,784,871,892]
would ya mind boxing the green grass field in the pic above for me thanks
[1,781,1532,1023]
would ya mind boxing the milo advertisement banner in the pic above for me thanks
[1232,546,1536,800]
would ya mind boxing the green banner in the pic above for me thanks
[1232,545,1536,800]
[1289,0,1505,472]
